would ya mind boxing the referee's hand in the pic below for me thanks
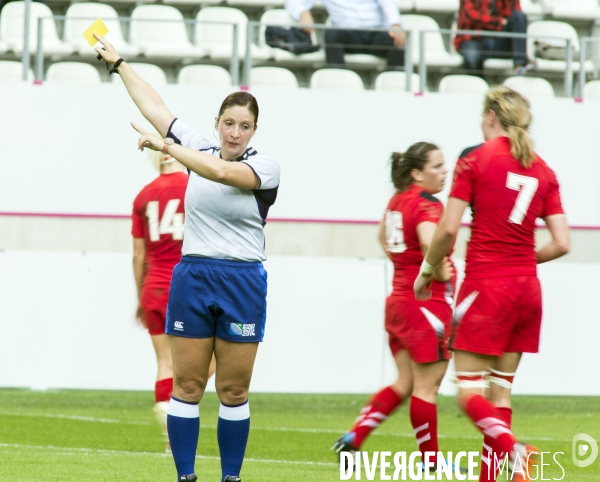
[131,122,162,152]
[93,34,120,63]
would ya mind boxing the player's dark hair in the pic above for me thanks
[391,142,439,192]
[484,85,535,168]
[217,91,259,127]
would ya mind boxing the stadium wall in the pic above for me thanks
[2,84,599,395]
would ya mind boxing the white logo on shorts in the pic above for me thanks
[174,321,184,331]
[229,323,256,337]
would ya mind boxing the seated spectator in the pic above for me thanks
[454,0,531,76]
[285,0,405,69]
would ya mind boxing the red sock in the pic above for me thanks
[155,377,173,403]
[479,407,513,481]
[351,386,403,448]
[410,396,439,459]
[463,395,516,455]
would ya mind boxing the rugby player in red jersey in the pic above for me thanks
[414,86,570,482]
[333,142,456,472]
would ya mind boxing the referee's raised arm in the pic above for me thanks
[94,34,175,137]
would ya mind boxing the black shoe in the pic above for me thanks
[224,477,241,482]
[180,475,197,482]
[331,433,358,472]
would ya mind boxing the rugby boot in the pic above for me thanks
[509,443,539,482]
[224,477,241,482]
[331,433,358,471]
[180,475,197,482]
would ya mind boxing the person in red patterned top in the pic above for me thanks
[333,142,456,474]
[454,0,530,76]
[414,86,569,481]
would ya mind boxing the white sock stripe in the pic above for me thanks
[358,419,381,428]
[168,398,199,418]
[482,456,490,465]
[476,417,508,430]
[488,376,513,389]
[416,433,431,446]
[369,412,388,421]
[484,425,513,439]
[413,422,430,434]
[488,368,516,377]
[219,401,250,421]
[483,443,493,453]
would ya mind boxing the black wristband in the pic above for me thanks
[110,58,125,75]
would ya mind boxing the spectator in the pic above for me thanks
[285,0,405,69]
[454,0,531,76]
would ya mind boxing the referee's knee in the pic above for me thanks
[216,382,250,406]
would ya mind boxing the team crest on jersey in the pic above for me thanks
[229,323,255,337]
[174,321,184,331]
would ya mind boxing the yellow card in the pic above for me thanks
[83,18,109,47]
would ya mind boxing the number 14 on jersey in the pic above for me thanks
[146,200,184,242]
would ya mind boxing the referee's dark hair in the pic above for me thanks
[484,85,535,168]
[391,142,439,193]
[217,91,259,127]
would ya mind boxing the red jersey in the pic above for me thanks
[450,136,564,279]
[384,184,454,300]
[132,172,188,289]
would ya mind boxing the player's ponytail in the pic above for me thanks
[391,142,439,192]
[484,86,535,168]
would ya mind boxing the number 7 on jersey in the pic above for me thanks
[506,172,538,224]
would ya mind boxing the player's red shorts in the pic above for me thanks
[141,285,170,336]
[450,276,542,356]
[385,294,452,363]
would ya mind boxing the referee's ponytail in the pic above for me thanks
[391,142,439,192]
[484,85,535,168]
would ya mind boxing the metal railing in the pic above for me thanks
[577,37,600,100]
[25,15,240,84]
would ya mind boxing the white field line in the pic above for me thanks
[0,443,337,467]
[0,411,581,443]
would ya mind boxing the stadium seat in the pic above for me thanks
[551,0,600,20]
[310,68,364,91]
[228,0,285,6]
[374,71,422,92]
[195,7,270,61]
[323,18,385,67]
[64,3,140,57]
[413,0,459,14]
[395,0,415,11]
[249,66,299,89]
[0,1,73,55]
[177,64,232,86]
[0,40,7,53]
[504,76,555,98]
[520,0,544,17]
[112,63,168,86]
[45,62,101,84]
[402,15,463,68]
[438,74,489,94]
[0,60,33,82]
[582,80,600,100]
[257,9,325,64]
[130,5,204,59]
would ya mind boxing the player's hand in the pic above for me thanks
[414,271,434,300]
[135,301,147,328]
[93,34,121,63]
[388,27,406,48]
[131,122,163,152]
[433,257,454,282]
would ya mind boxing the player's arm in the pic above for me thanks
[132,237,146,324]
[416,221,454,282]
[378,220,392,261]
[414,197,468,299]
[132,123,260,190]
[94,35,174,137]
[536,214,570,263]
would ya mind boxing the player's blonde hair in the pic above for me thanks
[484,85,535,168]
[148,149,174,172]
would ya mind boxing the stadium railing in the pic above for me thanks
[578,37,600,100]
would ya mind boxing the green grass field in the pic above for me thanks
[0,389,598,481]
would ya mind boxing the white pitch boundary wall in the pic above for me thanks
[1,84,600,395]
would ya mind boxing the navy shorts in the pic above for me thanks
[166,256,267,342]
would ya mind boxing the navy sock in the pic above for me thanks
[167,397,199,479]
[217,399,250,482]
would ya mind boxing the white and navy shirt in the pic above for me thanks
[285,0,402,28]
[167,118,280,262]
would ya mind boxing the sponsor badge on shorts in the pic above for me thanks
[174,321,184,332]
[229,323,256,337]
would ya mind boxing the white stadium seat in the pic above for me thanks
[504,76,555,98]
[395,0,415,11]
[45,62,101,84]
[414,0,459,13]
[374,71,422,92]
[249,66,298,89]
[438,74,489,94]
[228,0,285,6]
[0,60,34,82]
[130,5,204,59]
[582,80,600,100]
[520,0,544,17]
[177,65,232,86]
[0,1,73,55]
[112,63,168,86]
[552,0,600,20]
[402,15,463,68]
[257,9,324,64]
[195,7,270,61]
[64,3,140,57]
[0,40,8,53]
[310,68,364,91]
